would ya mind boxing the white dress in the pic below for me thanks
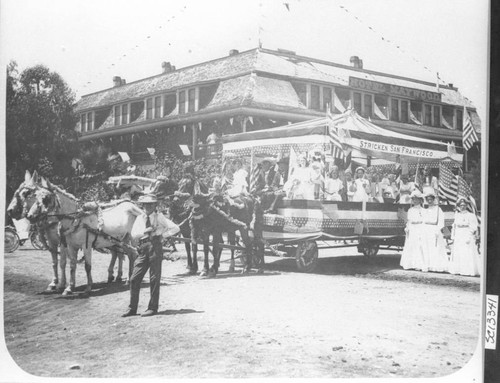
[399,182,415,204]
[325,178,343,201]
[449,211,481,276]
[228,168,248,197]
[287,166,314,199]
[422,205,449,272]
[400,206,426,270]
[352,178,370,202]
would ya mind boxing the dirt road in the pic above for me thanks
[2,244,482,379]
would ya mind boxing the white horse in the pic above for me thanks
[25,177,143,296]
[7,171,68,291]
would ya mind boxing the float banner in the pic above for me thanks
[358,139,437,159]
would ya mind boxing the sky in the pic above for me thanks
[0,0,489,124]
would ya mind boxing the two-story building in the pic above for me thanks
[74,47,481,167]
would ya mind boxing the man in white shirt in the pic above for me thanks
[122,194,180,317]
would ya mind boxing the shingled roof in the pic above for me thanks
[75,48,477,113]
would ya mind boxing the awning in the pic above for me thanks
[222,110,463,164]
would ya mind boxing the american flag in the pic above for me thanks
[462,106,479,151]
[327,110,345,159]
[438,163,458,205]
[457,175,481,225]
[249,162,261,194]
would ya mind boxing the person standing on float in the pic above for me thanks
[422,190,449,273]
[449,197,481,276]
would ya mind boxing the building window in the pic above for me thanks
[456,108,463,130]
[311,85,320,110]
[353,92,362,114]
[363,94,373,118]
[424,104,432,125]
[81,113,87,132]
[374,95,388,120]
[199,83,218,109]
[335,88,351,112]
[114,105,120,126]
[390,98,399,121]
[163,93,177,116]
[188,89,196,113]
[146,98,153,120]
[401,100,409,123]
[154,96,161,119]
[410,101,422,124]
[292,83,307,107]
[179,90,186,114]
[432,105,440,127]
[441,106,454,129]
[121,104,128,125]
[322,87,332,111]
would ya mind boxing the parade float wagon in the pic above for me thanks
[222,110,462,272]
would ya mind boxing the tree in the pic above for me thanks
[6,62,78,192]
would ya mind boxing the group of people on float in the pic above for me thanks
[222,154,481,277]
[273,152,438,204]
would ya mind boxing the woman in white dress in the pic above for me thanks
[352,167,370,202]
[324,166,343,201]
[449,198,481,276]
[286,154,313,199]
[422,189,449,273]
[368,172,384,203]
[400,190,426,270]
[344,169,355,201]
[227,159,249,197]
[398,174,415,204]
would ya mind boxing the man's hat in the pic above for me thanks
[277,157,289,165]
[456,197,470,206]
[138,194,158,204]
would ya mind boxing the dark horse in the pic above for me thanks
[169,164,209,275]
[189,189,265,277]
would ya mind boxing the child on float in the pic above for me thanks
[352,166,370,202]
[324,165,343,201]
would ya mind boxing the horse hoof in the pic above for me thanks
[62,289,73,296]
[257,268,264,274]
[107,277,114,284]
[115,276,123,282]
[228,265,235,273]
[208,270,217,278]
[200,270,208,277]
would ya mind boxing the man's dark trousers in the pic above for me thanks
[128,236,163,312]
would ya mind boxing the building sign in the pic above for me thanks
[349,77,442,102]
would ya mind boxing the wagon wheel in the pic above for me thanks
[295,240,318,273]
[30,231,47,250]
[4,227,20,253]
[361,243,379,257]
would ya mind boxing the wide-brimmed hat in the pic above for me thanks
[410,190,424,200]
[456,197,470,206]
[355,166,366,173]
[138,194,158,204]
[424,189,436,198]
[277,157,289,165]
